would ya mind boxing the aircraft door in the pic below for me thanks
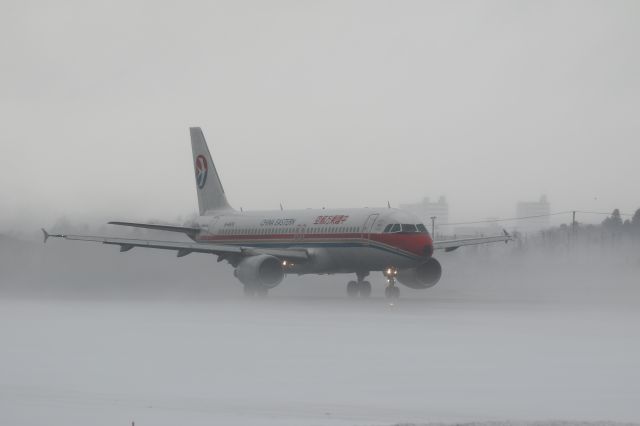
[361,214,379,241]
[294,224,306,241]
[200,216,218,236]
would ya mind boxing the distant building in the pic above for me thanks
[516,195,551,233]
[399,196,449,235]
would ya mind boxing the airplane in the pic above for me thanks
[43,127,512,298]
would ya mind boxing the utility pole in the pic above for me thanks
[569,210,576,248]
[430,216,437,239]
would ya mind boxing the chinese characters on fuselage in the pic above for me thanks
[313,215,349,225]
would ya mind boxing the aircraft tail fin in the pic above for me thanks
[189,127,234,215]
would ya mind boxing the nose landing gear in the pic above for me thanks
[384,267,400,299]
[347,272,372,298]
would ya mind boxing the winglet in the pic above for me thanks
[41,228,50,244]
[41,228,64,243]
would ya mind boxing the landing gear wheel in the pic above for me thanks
[385,285,400,299]
[358,281,372,298]
[347,281,359,298]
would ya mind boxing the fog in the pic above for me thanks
[1,229,639,425]
[1,0,640,230]
[2,1,640,424]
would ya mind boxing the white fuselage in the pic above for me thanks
[194,207,434,275]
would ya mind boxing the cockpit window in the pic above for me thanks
[384,223,429,233]
[401,224,417,233]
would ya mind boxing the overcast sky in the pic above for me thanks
[1,0,638,230]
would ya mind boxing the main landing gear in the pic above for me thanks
[383,267,400,299]
[347,272,372,298]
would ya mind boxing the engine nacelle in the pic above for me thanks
[234,255,285,289]
[396,257,442,289]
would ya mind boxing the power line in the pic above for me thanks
[440,211,572,226]
[574,210,633,217]
[439,209,634,227]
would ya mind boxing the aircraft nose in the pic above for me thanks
[424,243,434,257]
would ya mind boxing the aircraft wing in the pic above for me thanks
[433,231,512,252]
[108,221,200,238]
[41,230,309,262]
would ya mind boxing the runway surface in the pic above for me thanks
[1,293,639,426]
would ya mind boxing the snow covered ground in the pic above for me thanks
[1,294,639,426]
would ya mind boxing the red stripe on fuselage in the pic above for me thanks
[198,232,433,258]
[370,233,433,257]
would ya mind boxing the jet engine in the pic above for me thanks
[234,254,285,289]
[396,257,442,289]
